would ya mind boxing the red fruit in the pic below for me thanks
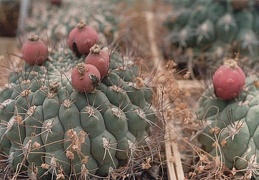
[67,21,98,57]
[21,34,48,65]
[212,59,245,100]
[71,63,101,93]
[85,44,110,78]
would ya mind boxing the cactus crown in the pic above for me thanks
[0,43,159,178]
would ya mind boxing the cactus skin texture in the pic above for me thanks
[164,0,259,71]
[196,75,259,178]
[25,0,119,45]
[212,59,245,100]
[0,46,157,179]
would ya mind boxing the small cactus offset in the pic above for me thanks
[164,0,259,74]
[0,23,158,179]
[196,59,259,178]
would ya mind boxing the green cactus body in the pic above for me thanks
[106,86,133,112]
[196,77,259,178]
[188,5,208,27]
[165,8,191,29]
[5,116,26,146]
[126,105,148,141]
[0,126,11,155]
[195,20,215,47]
[90,130,117,165]
[80,105,106,139]
[216,13,238,43]
[63,127,98,176]
[165,0,259,72]
[0,85,14,102]
[25,105,44,136]
[42,96,60,120]
[9,145,27,172]
[235,29,258,57]
[85,90,111,114]
[23,135,48,178]
[168,26,196,48]
[0,99,15,122]
[0,47,158,178]
[207,2,226,22]
[24,0,120,44]
[123,83,147,109]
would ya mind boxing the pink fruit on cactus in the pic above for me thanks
[85,44,110,78]
[67,21,98,57]
[71,63,101,93]
[212,59,245,100]
[21,34,48,65]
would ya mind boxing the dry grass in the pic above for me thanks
[0,37,23,86]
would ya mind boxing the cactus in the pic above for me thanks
[164,0,259,74]
[24,0,120,45]
[0,37,158,178]
[196,65,259,178]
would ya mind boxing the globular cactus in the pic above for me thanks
[164,0,259,74]
[0,37,157,179]
[24,0,119,45]
[196,63,259,178]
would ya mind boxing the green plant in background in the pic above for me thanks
[164,0,259,76]
[23,0,120,45]
[196,58,259,179]
[0,23,158,178]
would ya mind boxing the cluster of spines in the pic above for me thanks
[25,0,119,44]
[0,36,157,179]
[164,0,259,72]
[195,59,259,178]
